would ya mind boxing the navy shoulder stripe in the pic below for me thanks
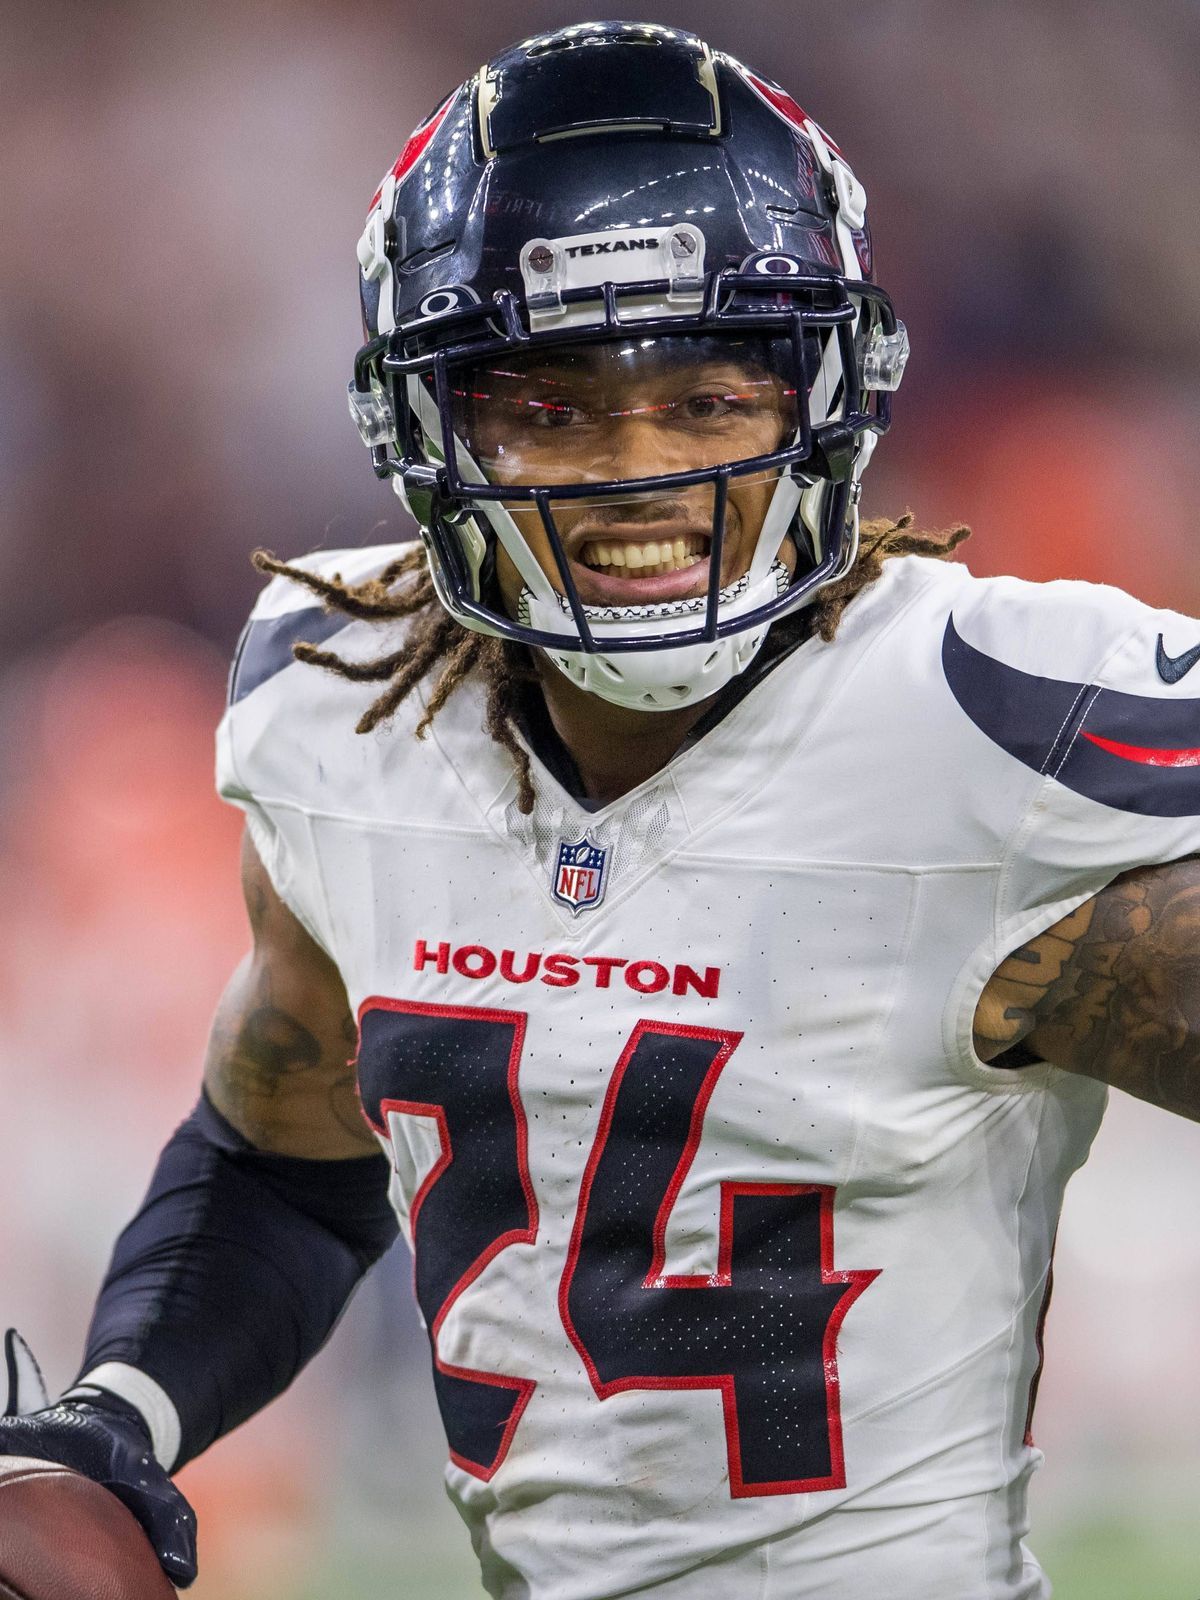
[943,615,1200,818]
[228,605,350,705]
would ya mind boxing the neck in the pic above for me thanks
[533,657,714,807]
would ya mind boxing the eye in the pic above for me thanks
[528,396,588,428]
[676,391,737,422]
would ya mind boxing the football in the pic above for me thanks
[0,1457,176,1599]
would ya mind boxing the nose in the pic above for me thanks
[587,412,692,484]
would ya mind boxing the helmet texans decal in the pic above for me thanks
[943,616,1200,817]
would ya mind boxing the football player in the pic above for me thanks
[3,22,1199,1599]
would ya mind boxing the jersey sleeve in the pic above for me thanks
[1003,586,1200,917]
[215,544,410,958]
[941,572,1200,1083]
[942,571,1200,912]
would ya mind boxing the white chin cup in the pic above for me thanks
[524,562,790,711]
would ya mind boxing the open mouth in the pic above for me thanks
[579,532,709,579]
[565,529,718,607]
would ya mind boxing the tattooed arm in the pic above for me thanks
[203,827,373,1156]
[973,857,1200,1121]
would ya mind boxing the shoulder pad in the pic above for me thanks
[941,570,1149,681]
[943,571,1200,817]
[227,544,410,707]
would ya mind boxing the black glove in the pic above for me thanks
[0,1330,197,1588]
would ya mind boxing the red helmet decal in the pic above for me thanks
[368,93,457,213]
[738,67,843,157]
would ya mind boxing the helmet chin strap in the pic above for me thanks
[516,460,855,713]
[524,560,792,712]
[517,467,802,713]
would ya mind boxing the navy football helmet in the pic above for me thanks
[350,21,907,709]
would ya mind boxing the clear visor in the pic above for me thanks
[441,332,807,500]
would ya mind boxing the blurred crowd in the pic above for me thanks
[0,1,1198,1595]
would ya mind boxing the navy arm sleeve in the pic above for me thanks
[76,1091,399,1468]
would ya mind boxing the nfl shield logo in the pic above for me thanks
[552,835,609,914]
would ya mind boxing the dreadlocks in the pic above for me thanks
[252,513,970,815]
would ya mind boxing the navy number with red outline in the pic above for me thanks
[357,999,537,1479]
[357,1001,878,1493]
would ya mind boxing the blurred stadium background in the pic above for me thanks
[1,1,1198,1594]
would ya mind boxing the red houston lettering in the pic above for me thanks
[542,954,581,988]
[500,950,542,984]
[412,940,722,996]
[625,961,670,995]
[672,964,721,999]
[414,939,451,974]
[582,956,628,988]
[453,945,497,980]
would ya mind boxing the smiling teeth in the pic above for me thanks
[582,535,708,576]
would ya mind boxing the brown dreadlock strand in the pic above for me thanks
[808,513,971,642]
[251,512,969,815]
[252,545,539,813]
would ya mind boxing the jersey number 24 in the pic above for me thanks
[357,998,878,1497]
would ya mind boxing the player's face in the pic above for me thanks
[448,334,799,611]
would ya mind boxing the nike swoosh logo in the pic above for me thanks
[1155,633,1200,684]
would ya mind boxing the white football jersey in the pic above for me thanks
[216,548,1200,1600]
